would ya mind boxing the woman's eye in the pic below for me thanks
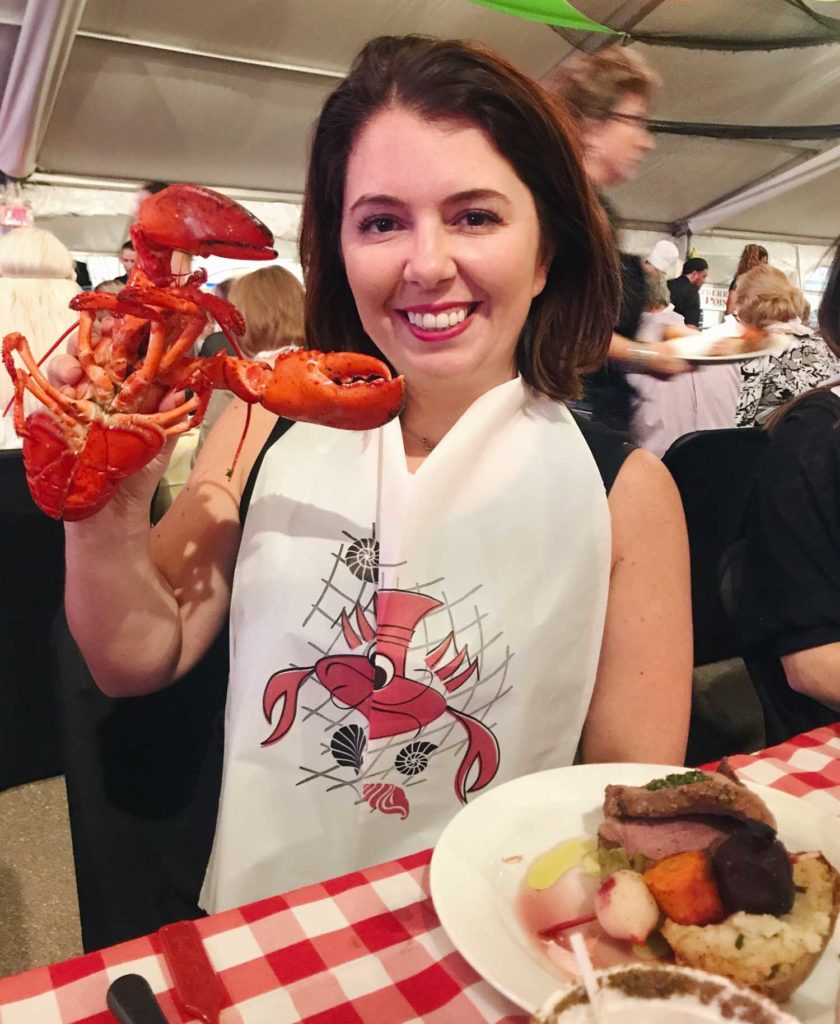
[459,210,501,229]
[360,215,399,234]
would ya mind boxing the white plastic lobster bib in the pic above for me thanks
[200,377,612,913]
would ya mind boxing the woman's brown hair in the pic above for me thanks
[735,244,768,279]
[228,265,305,358]
[299,34,619,402]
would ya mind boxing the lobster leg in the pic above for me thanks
[140,393,203,432]
[112,320,169,412]
[109,314,154,384]
[6,372,34,437]
[121,283,247,358]
[156,314,210,374]
[114,315,205,413]
[3,333,96,428]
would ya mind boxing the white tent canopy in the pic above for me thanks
[1,0,839,282]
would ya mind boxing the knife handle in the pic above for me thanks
[106,974,169,1024]
[159,920,224,1024]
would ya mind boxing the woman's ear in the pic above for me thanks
[532,245,553,298]
[532,253,553,299]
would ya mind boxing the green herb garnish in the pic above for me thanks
[735,934,745,950]
[596,846,648,877]
[646,770,708,791]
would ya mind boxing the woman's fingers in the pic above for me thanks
[48,353,85,389]
[158,390,188,414]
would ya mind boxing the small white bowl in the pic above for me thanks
[532,964,802,1023]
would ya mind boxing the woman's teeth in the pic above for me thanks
[406,307,468,330]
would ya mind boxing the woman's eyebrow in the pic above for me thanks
[348,188,510,214]
[444,188,510,205]
[348,193,402,213]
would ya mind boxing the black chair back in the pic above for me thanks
[662,428,768,666]
[0,449,65,788]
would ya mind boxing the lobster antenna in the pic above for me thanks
[35,321,78,369]
[226,404,252,480]
[216,317,254,478]
[216,314,248,362]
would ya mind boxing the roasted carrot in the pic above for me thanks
[643,850,726,926]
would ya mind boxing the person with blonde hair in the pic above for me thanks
[735,264,840,427]
[725,243,768,316]
[228,265,304,358]
[0,226,79,450]
[195,265,305,449]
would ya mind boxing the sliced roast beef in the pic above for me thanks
[598,815,735,861]
[715,758,743,786]
[603,772,776,831]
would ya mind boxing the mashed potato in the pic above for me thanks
[662,853,838,1001]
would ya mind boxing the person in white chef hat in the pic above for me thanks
[644,239,680,279]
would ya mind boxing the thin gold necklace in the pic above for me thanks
[401,422,438,452]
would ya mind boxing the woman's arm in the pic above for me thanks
[608,332,692,377]
[581,449,692,765]
[65,399,277,697]
[725,288,737,316]
[782,645,840,710]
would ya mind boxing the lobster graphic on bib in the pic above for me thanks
[261,589,501,819]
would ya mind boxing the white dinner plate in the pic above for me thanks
[429,763,840,1021]
[667,316,784,362]
[668,336,779,363]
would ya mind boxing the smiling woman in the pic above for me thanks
[340,109,551,434]
[60,34,692,929]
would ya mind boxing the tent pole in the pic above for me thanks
[0,0,86,179]
[687,142,840,234]
[76,31,345,80]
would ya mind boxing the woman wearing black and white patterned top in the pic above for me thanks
[734,264,840,427]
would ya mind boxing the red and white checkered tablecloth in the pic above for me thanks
[2,723,840,1024]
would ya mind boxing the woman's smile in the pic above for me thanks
[397,301,480,342]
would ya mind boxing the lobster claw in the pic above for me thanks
[260,350,405,430]
[136,184,277,261]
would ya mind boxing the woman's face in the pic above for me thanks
[339,106,549,394]
[584,93,654,189]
